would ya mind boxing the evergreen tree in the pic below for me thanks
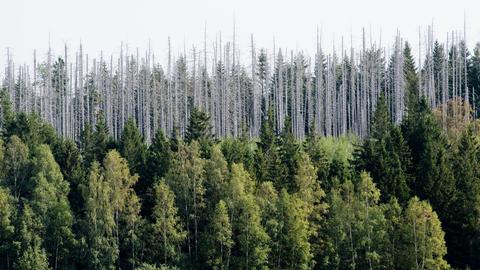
[449,127,480,268]
[143,129,172,216]
[51,139,85,215]
[79,123,96,166]
[403,42,419,114]
[370,92,391,139]
[5,113,57,148]
[93,114,110,163]
[402,98,455,212]
[277,116,300,191]
[186,107,212,143]
[186,108,213,158]
[469,43,480,115]
[119,118,146,175]
[359,94,412,204]
[146,129,171,181]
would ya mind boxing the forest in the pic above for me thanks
[0,27,480,269]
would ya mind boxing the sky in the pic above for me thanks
[1,0,479,67]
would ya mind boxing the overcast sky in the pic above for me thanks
[1,0,479,66]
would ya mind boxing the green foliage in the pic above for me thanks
[83,150,141,269]
[0,187,15,269]
[143,129,172,216]
[276,190,314,269]
[400,197,450,270]
[359,94,412,204]
[120,118,146,174]
[469,43,480,115]
[236,194,270,270]
[164,140,205,264]
[204,145,228,211]
[207,200,233,269]
[30,144,73,268]
[83,161,118,270]
[135,263,179,270]
[403,98,455,212]
[321,172,389,269]
[186,107,213,158]
[15,244,50,270]
[4,113,57,148]
[0,107,470,269]
[0,89,13,136]
[51,139,85,215]
[2,135,29,198]
[448,126,480,268]
[404,42,419,113]
[186,107,212,143]
[151,180,186,265]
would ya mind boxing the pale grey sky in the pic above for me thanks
[1,0,479,66]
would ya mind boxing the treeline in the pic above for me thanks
[2,28,480,142]
[1,83,480,269]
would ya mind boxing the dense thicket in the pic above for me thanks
[1,29,480,270]
[0,86,479,269]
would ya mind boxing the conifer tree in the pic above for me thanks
[449,127,480,268]
[403,42,419,114]
[93,114,110,163]
[52,139,85,215]
[119,118,146,175]
[146,129,171,181]
[143,129,172,216]
[186,108,213,158]
[277,116,300,191]
[359,94,412,204]
[186,107,212,143]
[404,98,455,212]
[79,123,96,166]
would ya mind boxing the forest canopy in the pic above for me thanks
[1,28,480,269]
